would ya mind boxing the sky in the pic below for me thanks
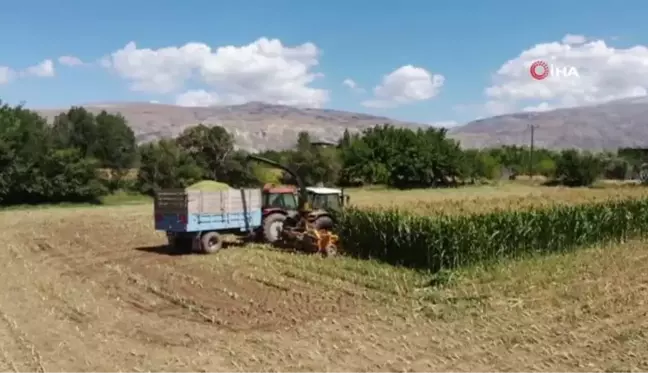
[1,0,647,127]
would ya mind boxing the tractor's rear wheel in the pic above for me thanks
[263,213,286,244]
[313,215,334,230]
[200,232,223,254]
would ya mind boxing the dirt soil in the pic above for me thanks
[0,205,647,372]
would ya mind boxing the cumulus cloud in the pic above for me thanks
[58,55,84,66]
[362,65,444,108]
[1,59,57,84]
[175,89,248,107]
[103,37,329,108]
[561,34,587,45]
[342,78,365,93]
[23,59,55,77]
[483,34,648,115]
[0,66,14,84]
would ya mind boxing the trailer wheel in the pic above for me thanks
[200,232,223,254]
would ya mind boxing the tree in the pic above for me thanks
[176,124,237,181]
[461,149,501,182]
[39,148,106,203]
[54,106,99,157]
[279,131,342,186]
[0,101,105,204]
[337,124,464,189]
[137,140,203,195]
[554,149,602,187]
[0,102,51,203]
[94,111,137,169]
[93,111,138,190]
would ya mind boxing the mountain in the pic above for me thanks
[34,97,648,152]
[35,101,427,152]
[448,97,648,150]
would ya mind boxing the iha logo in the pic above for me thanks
[529,60,579,80]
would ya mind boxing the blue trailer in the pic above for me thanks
[154,188,263,253]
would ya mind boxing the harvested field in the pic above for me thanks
[1,185,648,371]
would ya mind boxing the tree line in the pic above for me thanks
[1,100,647,206]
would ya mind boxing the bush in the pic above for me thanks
[554,149,602,187]
[337,198,648,272]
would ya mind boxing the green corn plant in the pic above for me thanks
[336,198,648,272]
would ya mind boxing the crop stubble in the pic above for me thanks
[1,186,647,371]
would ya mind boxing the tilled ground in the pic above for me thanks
[1,205,647,371]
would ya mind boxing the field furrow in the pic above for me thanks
[1,185,648,371]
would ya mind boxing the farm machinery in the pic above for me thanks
[246,154,349,256]
[153,154,349,256]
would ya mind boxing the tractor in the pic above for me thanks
[247,154,349,256]
[258,183,298,242]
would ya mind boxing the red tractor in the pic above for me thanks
[247,155,348,248]
[258,183,299,243]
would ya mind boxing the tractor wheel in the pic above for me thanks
[263,213,286,244]
[200,232,223,254]
[313,215,334,230]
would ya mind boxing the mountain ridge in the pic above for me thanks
[34,101,428,152]
[449,97,648,150]
[31,97,648,152]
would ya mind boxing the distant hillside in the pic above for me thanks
[34,97,648,152]
[35,102,427,152]
[448,97,648,150]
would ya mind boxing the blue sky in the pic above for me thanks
[0,0,646,126]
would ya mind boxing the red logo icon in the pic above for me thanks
[530,60,550,80]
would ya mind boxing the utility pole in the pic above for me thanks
[528,124,538,179]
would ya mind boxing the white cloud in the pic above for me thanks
[23,59,55,77]
[343,78,357,89]
[58,55,84,66]
[430,120,459,128]
[103,37,328,108]
[1,59,57,84]
[175,90,218,106]
[98,57,112,68]
[342,78,365,93]
[562,34,587,45]
[522,102,552,112]
[175,89,247,107]
[483,34,648,116]
[0,66,14,85]
[362,65,444,108]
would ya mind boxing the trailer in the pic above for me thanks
[154,188,262,254]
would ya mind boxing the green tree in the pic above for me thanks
[0,101,105,204]
[52,106,99,157]
[554,149,602,187]
[176,124,237,182]
[137,139,203,195]
[281,131,339,185]
[94,111,138,190]
[39,148,106,203]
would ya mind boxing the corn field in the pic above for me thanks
[337,198,648,272]
[349,186,648,216]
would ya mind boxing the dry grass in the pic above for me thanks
[1,185,647,371]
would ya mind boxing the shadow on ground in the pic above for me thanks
[135,241,247,256]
